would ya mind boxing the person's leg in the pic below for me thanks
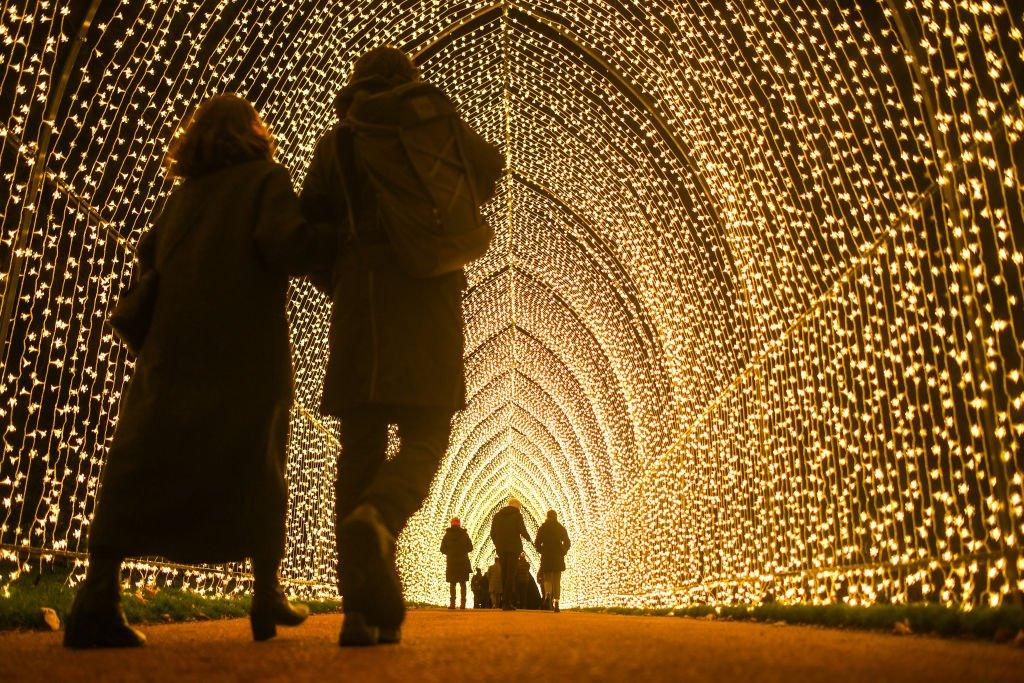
[449,581,456,609]
[499,554,518,609]
[336,408,390,646]
[459,581,467,609]
[358,408,453,536]
[552,571,562,611]
[64,548,146,648]
[250,552,308,640]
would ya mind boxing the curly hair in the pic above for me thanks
[165,94,275,179]
[350,46,420,85]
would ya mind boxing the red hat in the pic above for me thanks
[451,517,460,526]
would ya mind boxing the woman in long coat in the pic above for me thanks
[534,510,571,612]
[64,95,334,648]
[440,518,473,609]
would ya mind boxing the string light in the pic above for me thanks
[1,1,1022,611]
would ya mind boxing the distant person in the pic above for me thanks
[487,558,503,609]
[471,567,488,608]
[535,509,571,612]
[517,553,542,610]
[64,95,334,648]
[490,497,532,610]
[440,517,473,609]
[301,46,502,646]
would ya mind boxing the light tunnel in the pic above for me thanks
[1,1,1023,609]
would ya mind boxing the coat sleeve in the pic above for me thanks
[466,531,473,553]
[562,526,571,553]
[440,533,448,555]
[253,164,336,276]
[519,516,531,544]
[300,132,344,295]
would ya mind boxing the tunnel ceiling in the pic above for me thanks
[1,1,1023,608]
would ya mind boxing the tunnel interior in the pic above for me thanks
[1,1,1023,608]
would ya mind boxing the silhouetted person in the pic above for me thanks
[517,553,542,610]
[301,46,501,646]
[490,498,532,610]
[534,509,571,612]
[440,517,473,609]
[487,558,503,609]
[471,567,488,608]
[64,95,333,649]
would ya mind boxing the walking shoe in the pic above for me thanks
[63,589,146,649]
[338,612,379,647]
[378,625,402,644]
[338,504,405,630]
[250,588,310,641]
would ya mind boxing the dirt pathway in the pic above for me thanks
[1,609,1021,682]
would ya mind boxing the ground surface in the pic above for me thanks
[0,609,1022,682]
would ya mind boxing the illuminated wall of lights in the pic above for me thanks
[1,1,1022,608]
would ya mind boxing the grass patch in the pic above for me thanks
[1,565,340,632]
[578,602,1024,640]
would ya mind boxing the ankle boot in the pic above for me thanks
[339,612,379,647]
[250,587,310,641]
[63,579,146,649]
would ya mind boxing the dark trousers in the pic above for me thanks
[449,581,466,605]
[497,552,520,608]
[334,406,453,592]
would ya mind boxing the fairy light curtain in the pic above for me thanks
[1,1,1022,608]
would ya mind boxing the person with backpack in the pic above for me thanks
[300,46,503,647]
[534,509,571,612]
[64,94,334,648]
[440,517,473,609]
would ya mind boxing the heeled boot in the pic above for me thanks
[250,560,309,641]
[63,555,146,649]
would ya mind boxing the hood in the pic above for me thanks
[334,75,407,118]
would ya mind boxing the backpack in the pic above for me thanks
[342,80,503,278]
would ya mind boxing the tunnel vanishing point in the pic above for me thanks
[0,1,1022,610]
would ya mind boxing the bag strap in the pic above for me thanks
[333,126,360,249]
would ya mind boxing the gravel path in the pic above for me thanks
[0,609,1021,682]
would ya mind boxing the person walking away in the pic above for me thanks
[534,509,571,612]
[440,517,473,609]
[490,498,532,610]
[471,567,488,608]
[301,46,503,646]
[487,558,503,609]
[64,95,335,648]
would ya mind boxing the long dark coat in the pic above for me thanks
[490,505,530,555]
[300,77,500,414]
[440,525,473,583]
[88,160,333,563]
[534,519,571,573]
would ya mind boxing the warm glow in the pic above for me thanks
[1,1,1022,610]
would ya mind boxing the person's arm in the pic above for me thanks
[300,131,343,295]
[253,164,336,276]
[518,516,532,545]
[466,531,473,554]
[440,534,448,555]
[533,528,542,552]
[562,527,571,554]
